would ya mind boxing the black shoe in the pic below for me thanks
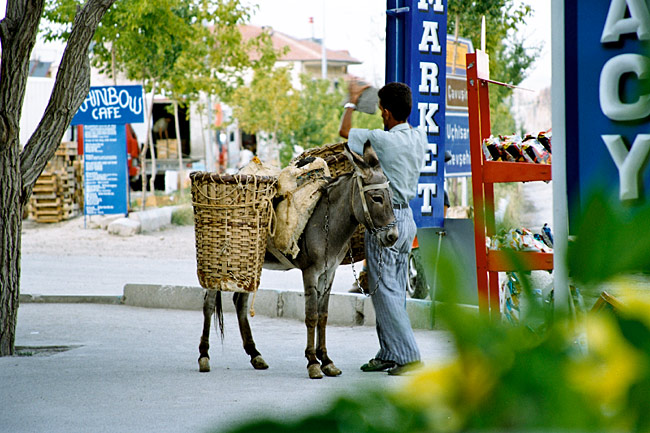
[360,358,396,372]
[348,283,363,294]
[387,361,423,376]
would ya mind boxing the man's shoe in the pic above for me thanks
[348,282,363,294]
[360,358,396,372]
[387,361,423,376]
[348,271,368,294]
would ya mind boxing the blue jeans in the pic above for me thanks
[365,207,421,365]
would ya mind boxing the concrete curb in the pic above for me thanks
[21,284,438,330]
[20,294,123,305]
[20,284,479,330]
[121,284,435,329]
[129,207,174,232]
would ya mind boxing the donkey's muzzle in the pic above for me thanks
[378,224,399,247]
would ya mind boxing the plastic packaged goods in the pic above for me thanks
[500,134,526,162]
[521,136,551,164]
[541,223,554,248]
[537,131,552,154]
[488,227,553,253]
[482,135,503,161]
[482,131,551,165]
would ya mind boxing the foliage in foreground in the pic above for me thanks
[213,194,650,432]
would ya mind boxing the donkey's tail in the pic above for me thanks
[215,291,225,343]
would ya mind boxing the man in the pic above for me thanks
[153,117,171,140]
[339,80,426,375]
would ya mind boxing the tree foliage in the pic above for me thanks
[228,66,299,162]
[43,0,278,102]
[278,77,382,166]
[448,0,540,134]
[228,71,384,167]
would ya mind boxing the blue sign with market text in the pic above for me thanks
[71,85,144,125]
[386,0,447,228]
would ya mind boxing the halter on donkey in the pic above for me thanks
[198,141,398,379]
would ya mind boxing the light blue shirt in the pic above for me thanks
[348,123,427,205]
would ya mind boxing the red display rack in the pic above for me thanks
[466,51,553,316]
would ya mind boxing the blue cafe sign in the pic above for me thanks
[71,85,144,125]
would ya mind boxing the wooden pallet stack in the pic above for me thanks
[29,141,84,223]
[156,139,178,159]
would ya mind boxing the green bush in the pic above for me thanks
[171,205,193,226]
[211,191,650,433]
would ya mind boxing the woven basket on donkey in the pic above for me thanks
[191,172,277,292]
[291,142,365,264]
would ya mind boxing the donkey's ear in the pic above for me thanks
[343,142,369,172]
[362,140,381,170]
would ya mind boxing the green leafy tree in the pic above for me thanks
[277,76,381,166]
[44,0,278,194]
[43,0,276,100]
[274,75,383,167]
[280,76,345,155]
[227,66,300,166]
[448,0,540,135]
[0,0,116,356]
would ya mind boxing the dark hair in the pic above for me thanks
[378,82,412,121]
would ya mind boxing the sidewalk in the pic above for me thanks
[1,303,456,433]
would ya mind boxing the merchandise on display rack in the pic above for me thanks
[466,50,553,316]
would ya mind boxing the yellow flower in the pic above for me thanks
[567,313,642,410]
[395,352,497,432]
[397,360,460,409]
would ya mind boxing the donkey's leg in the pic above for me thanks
[303,268,323,379]
[233,292,268,370]
[316,280,342,377]
[198,290,217,372]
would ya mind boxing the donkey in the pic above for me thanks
[198,142,398,379]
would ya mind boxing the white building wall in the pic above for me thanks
[21,77,56,146]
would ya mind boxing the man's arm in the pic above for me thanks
[338,79,369,139]
[338,105,355,139]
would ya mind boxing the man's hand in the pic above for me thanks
[347,77,370,104]
[340,77,371,139]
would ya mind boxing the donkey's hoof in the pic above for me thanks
[308,364,323,379]
[322,363,342,377]
[198,357,211,373]
[251,355,269,370]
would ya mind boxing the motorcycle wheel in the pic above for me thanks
[407,248,430,299]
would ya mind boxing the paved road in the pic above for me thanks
[20,254,362,296]
[1,303,455,433]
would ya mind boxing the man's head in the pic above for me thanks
[378,82,412,125]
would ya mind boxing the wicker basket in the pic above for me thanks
[292,142,365,264]
[191,172,277,292]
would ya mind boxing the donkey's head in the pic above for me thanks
[344,141,398,247]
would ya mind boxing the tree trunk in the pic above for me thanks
[0,143,22,356]
[142,81,157,210]
[0,0,116,357]
[174,100,183,190]
[0,0,43,356]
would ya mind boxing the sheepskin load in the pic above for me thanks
[273,157,330,258]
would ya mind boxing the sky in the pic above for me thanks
[246,0,552,91]
[0,0,551,90]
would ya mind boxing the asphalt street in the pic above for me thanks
[1,303,455,433]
